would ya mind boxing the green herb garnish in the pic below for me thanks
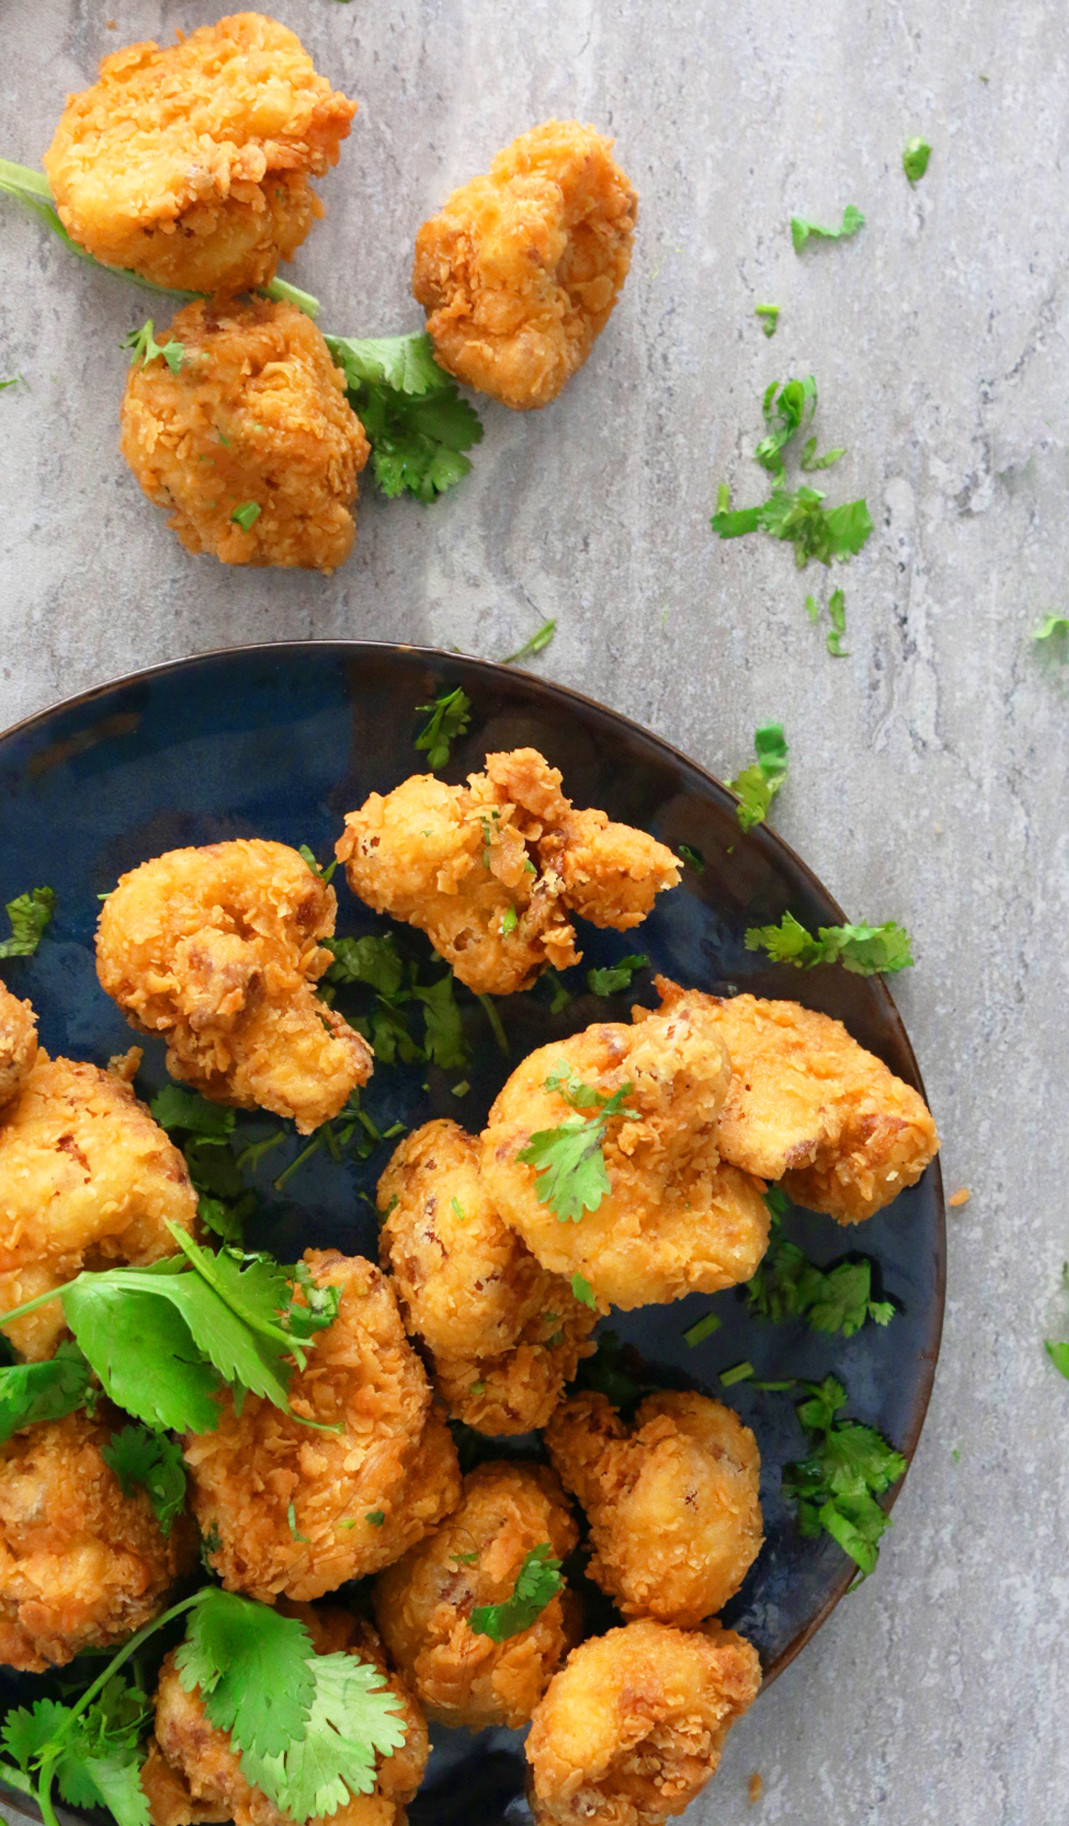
[744,911,913,975]
[783,1376,906,1578]
[517,1065,638,1222]
[790,205,865,253]
[414,686,472,769]
[325,333,483,503]
[122,319,185,375]
[902,138,931,184]
[0,884,55,958]
[729,723,788,832]
[469,1545,563,1641]
[586,953,650,996]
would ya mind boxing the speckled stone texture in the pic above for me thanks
[1,2,1067,1820]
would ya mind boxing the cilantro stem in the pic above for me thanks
[477,993,511,1058]
[0,1273,84,1327]
[274,1134,325,1189]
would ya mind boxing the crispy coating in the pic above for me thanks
[337,748,680,996]
[481,999,769,1310]
[185,1251,461,1602]
[96,839,371,1135]
[148,1606,427,1826]
[545,1392,762,1626]
[0,1408,197,1673]
[44,13,355,295]
[413,121,636,409]
[0,1049,196,1360]
[378,1121,597,1434]
[653,982,940,1224]
[526,1619,761,1826]
[120,299,370,573]
[0,983,37,1113]
[373,1462,579,1729]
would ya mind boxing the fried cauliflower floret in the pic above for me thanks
[526,1619,761,1826]
[120,299,370,573]
[337,747,679,996]
[148,1607,427,1826]
[545,1392,762,1627]
[44,13,355,295]
[413,121,636,409]
[480,999,769,1311]
[378,1121,596,1434]
[0,1408,197,1673]
[0,983,37,1113]
[185,1251,461,1602]
[0,1050,196,1360]
[96,839,371,1135]
[652,981,940,1224]
[373,1462,578,1730]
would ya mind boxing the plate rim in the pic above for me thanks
[0,636,946,1695]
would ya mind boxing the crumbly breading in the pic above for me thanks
[546,1391,763,1626]
[96,838,371,1134]
[0,1049,196,1360]
[0,1408,197,1673]
[44,13,355,294]
[378,1121,596,1434]
[414,121,636,409]
[185,1251,461,1603]
[649,981,940,1224]
[148,1606,426,1826]
[0,983,38,1113]
[525,1619,761,1826]
[373,1461,579,1730]
[480,998,769,1310]
[120,299,370,573]
[337,747,679,996]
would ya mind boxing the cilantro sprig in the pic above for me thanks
[100,1425,187,1535]
[414,686,472,769]
[517,1063,638,1222]
[325,333,483,502]
[0,883,55,957]
[322,933,469,1074]
[0,1340,95,1444]
[744,910,914,975]
[790,205,865,253]
[783,1376,906,1578]
[729,723,788,832]
[122,320,185,375]
[586,953,650,996]
[469,1544,564,1641]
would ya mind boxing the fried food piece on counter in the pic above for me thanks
[378,1121,597,1434]
[413,121,636,409]
[481,996,769,1310]
[373,1461,579,1730]
[146,1605,427,1826]
[0,983,37,1112]
[120,299,370,573]
[96,839,371,1134]
[337,747,679,996]
[526,1619,761,1826]
[0,1408,197,1672]
[653,981,940,1224]
[0,1048,196,1360]
[44,13,355,295]
[546,1391,762,1626]
[185,1251,461,1602]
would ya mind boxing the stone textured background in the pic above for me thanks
[2,3,1068,1821]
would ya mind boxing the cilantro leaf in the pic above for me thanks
[3,1675,153,1826]
[729,723,788,832]
[176,1589,316,1759]
[122,320,185,376]
[298,844,338,886]
[469,1544,563,1641]
[902,138,931,184]
[791,205,865,252]
[0,1341,94,1443]
[755,303,779,337]
[783,1376,906,1578]
[151,1085,235,1140]
[323,936,470,1077]
[325,332,446,396]
[150,1088,256,1244]
[326,333,483,504]
[242,1654,407,1820]
[324,934,405,997]
[572,1330,658,1408]
[1034,614,1069,644]
[518,1073,636,1222]
[0,884,55,958]
[101,1426,187,1535]
[415,687,472,769]
[586,954,650,996]
[755,377,816,474]
[503,618,556,665]
[231,502,261,532]
[1046,1339,1069,1380]
[570,1273,597,1310]
[411,974,467,1071]
[746,1223,893,1337]
[677,843,706,874]
[744,911,914,974]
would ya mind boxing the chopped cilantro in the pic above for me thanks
[0,884,55,958]
[682,1310,722,1348]
[500,906,518,936]
[1034,614,1069,644]
[826,587,848,657]
[783,1376,906,1578]
[469,1544,563,1641]
[719,1360,754,1387]
[790,205,865,253]
[586,953,650,996]
[902,138,931,184]
[323,933,470,1076]
[365,1510,385,1526]
[729,723,788,832]
[0,373,22,389]
[123,318,185,375]
[1044,1264,1069,1380]
[755,303,779,337]
[101,1425,187,1535]
[746,1216,894,1337]
[744,911,914,974]
[0,1341,95,1444]
[573,1330,657,1408]
[325,332,483,502]
[231,502,261,532]
[677,843,706,874]
[570,1273,597,1310]
[518,1067,638,1222]
[755,377,816,475]
[414,686,472,769]
[504,618,557,665]
[469,1380,486,1396]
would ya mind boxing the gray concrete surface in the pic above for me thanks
[2,2,1068,1821]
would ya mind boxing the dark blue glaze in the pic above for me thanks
[0,644,944,1825]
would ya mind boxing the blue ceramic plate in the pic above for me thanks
[0,643,944,1825]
